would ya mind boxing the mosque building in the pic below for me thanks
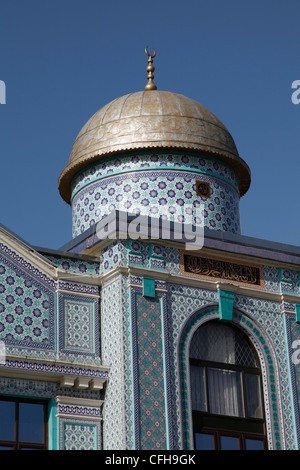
[0,49,300,450]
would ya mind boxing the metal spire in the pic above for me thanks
[144,46,157,91]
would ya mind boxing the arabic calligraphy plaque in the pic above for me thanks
[181,252,263,287]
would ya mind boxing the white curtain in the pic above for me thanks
[207,368,243,417]
[190,365,206,411]
[245,373,263,418]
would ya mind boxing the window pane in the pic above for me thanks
[207,368,244,417]
[190,365,206,411]
[195,433,215,450]
[18,403,44,443]
[220,435,240,450]
[0,400,15,441]
[245,373,263,418]
[0,446,14,450]
[245,438,264,450]
[20,447,42,450]
[189,321,258,367]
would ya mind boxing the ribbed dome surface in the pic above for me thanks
[59,90,250,203]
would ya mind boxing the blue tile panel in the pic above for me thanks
[0,250,55,351]
[0,241,100,365]
[70,151,241,238]
[132,292,170,450]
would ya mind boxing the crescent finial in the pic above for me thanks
[145,46,156,59]
[144,46,157,91]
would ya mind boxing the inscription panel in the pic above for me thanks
[180,252,264,288]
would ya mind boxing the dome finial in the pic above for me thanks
[145,46,157,91]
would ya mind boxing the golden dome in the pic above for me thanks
[58,90,251,204]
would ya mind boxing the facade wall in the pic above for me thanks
[1,228,300,450]
[98,237,300,450]
[0,234,107,450]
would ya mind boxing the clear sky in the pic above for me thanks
[0,0,299,250]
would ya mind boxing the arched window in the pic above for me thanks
[189,320,267,450]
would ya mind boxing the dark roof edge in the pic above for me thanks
[34,245,100,262]
[57,211,300,267]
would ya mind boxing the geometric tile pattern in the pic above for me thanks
[63,423,97,450]
[134,293,167,450]
[71,151,241,238]
[263,266,280,293]
[0,253,55,350]
[120,275,135,450]
[99,240,127,275]
[101,277,126,450]
[58,293,100,363]
[63,298,94,353]
[45,254,100,276]
[72,152,239,196]
[279,268,299,294]
[2,189,300,454]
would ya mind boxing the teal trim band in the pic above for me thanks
[296,305,300,323]
[160,295,170,450]
[283,314,299,449]
[92,302,95,353]
[128,288,136,449]
[143,277,156,298]
[48,398,58,450]
[56,293,59,354]
[218,289,235,321]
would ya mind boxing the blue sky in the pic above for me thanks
[0,0,299,250]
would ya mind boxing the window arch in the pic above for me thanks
[189,320,267,450]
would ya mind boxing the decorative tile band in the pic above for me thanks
[45,254,99,276]
[71,157,241,238]
[58,280,99,296]
[57,403,102,419]
[71,151,240,197]
[0,358,108,379]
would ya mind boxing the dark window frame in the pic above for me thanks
[194,429,268,450]
[0,396,48,450]
[190,321,267,450]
